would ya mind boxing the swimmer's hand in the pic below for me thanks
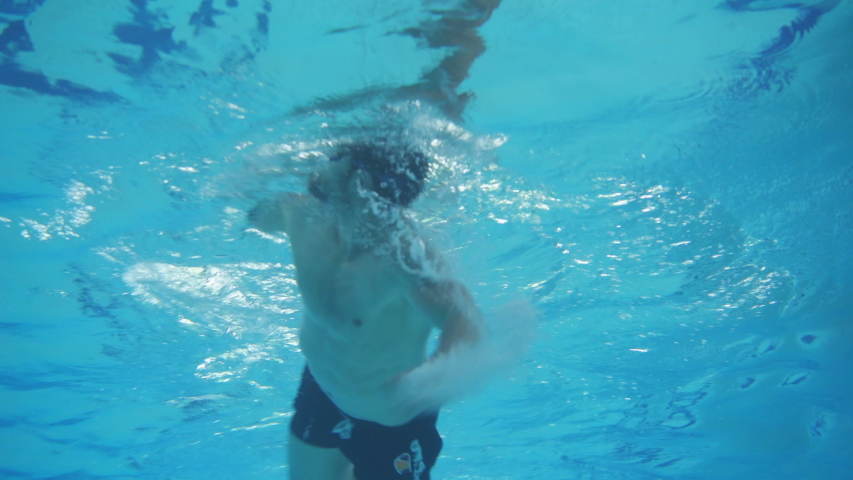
[390,298,536,414]
[248,193,304,234]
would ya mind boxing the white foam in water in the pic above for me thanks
[393,297,537,413]
[5,1,853,479]
[332,179,538,414]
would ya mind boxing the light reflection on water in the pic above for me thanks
[3,99,834,480]
[2,1,852,479]
[72,100,805,478]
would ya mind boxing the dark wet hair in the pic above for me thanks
[331,139,430,207]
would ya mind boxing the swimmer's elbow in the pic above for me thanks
[426,282,484,352]
[436,311,482,354]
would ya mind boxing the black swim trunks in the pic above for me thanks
[290,366,443,480]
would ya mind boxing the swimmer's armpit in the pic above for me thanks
[247,193,303,234]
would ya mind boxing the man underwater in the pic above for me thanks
[249,138,495,480]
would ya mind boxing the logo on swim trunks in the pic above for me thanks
[394,439,425,478]
[331,418,353,440]
[393,453,412,475]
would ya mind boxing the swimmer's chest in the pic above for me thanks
[288,219,412,330]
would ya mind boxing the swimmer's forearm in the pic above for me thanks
[435,304,482,355]
[410,278,485,353]
[395,298,535,411]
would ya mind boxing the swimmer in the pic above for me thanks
[249,138,501,480]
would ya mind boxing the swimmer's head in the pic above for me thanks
[319,139,430,207]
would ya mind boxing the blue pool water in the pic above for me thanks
[2,1,852,479]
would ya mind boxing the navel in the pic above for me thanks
[353,318,363,327]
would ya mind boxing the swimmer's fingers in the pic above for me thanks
[393,344,499,408]
[247,193,308,234]
[393,300,536,411]
[247,198,287,233]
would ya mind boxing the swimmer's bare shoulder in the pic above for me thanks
[394,233,483,351]
[248,193,316,235]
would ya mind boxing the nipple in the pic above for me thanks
[353,318,363,327]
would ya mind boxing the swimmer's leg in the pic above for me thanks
[289,432,354,480]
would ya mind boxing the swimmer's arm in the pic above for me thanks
[247,193,304,234]
[409,279,484,354]
[392,279,489,413]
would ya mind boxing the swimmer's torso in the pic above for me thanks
[285,199,434,426]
